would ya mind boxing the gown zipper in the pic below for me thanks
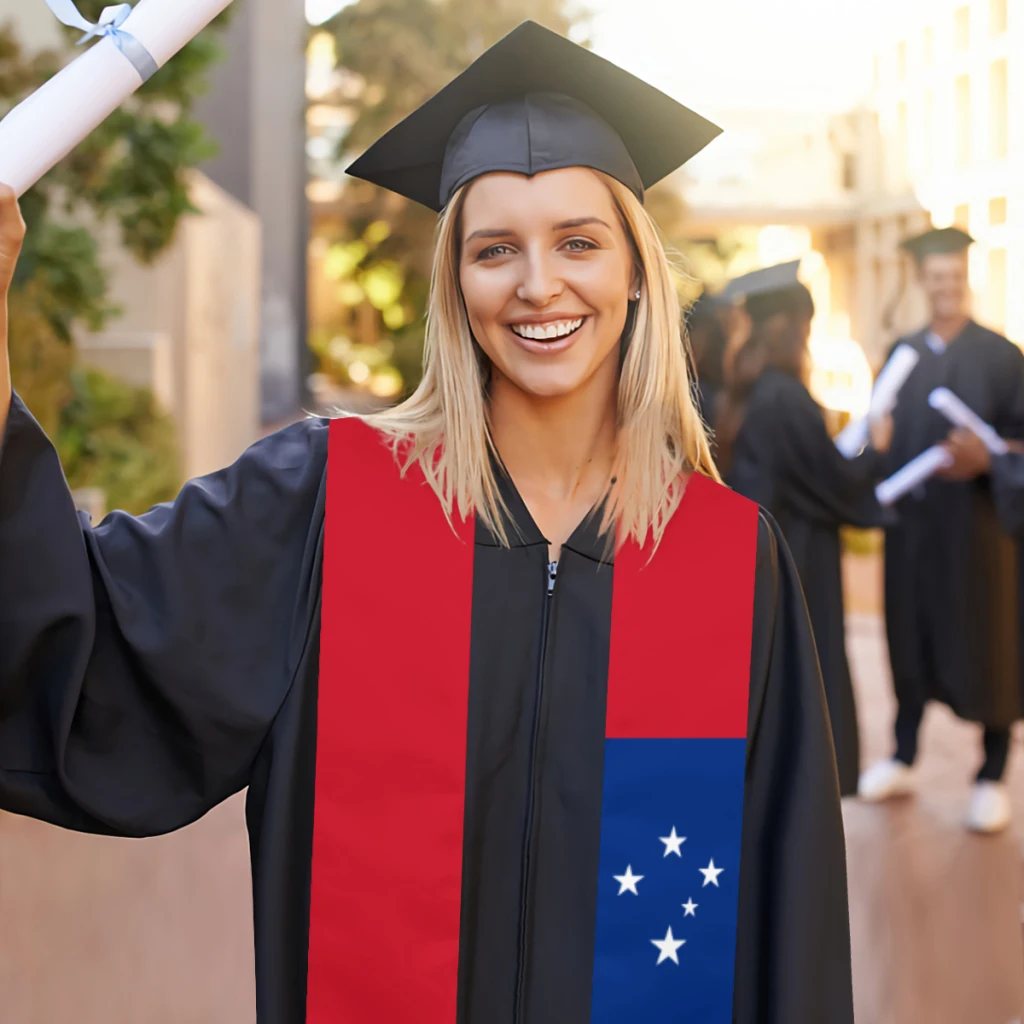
[513,558,558,1022]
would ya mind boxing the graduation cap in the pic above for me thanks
[718,260,814,323]
[900,226,975,264]
[345,21,723,212]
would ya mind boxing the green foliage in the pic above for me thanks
[1,4,232,510]
[57,368,182,515]
[313,0,587,395]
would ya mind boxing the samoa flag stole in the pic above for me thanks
[309,422,758,1023]
[590,472,758,1023]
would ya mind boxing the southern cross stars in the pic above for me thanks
[700,858,724,887]
[613,865,644,895]
[681,898,698,917]
[659,826,686,857]
[651,926,686,965]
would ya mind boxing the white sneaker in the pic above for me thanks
[965,781,1012,834]
[858,758,916,802]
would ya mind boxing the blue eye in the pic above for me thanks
[564,237,598,252]
[478,243,515,260]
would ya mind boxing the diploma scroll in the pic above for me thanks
[835,345,920,459]
[928,387,1010,456]
[875,445,954,507]
[0,0,235,197]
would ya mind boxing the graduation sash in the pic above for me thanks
[307,419,757,1023]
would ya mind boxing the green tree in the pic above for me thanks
[1,3,232,512]
[313,0,588,396]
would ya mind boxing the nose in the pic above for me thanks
[516,245,564,306]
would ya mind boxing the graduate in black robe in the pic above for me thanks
[859,227,1024,833]
[686,292,727,432]
[725,266,890,796]
[0,23,854,1023]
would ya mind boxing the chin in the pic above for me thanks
[508,368,589,398]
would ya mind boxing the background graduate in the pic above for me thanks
[724,262,891,796]
[0,23,853,1023]
[859,227,1024,834]
[686,291,727,432]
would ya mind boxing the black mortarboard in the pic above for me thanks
[345,21,722,212]
[719,260,802,303]
[719,261,814,323]
[900,226,974,263]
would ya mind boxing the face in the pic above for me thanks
[458,168,638,400]
[918,251,969,320]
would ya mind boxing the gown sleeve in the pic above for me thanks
[734,510,854,1024]
[0,391,329,837]
[730,377,885,529]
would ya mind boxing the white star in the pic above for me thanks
[651,926,686,965]
[659,827,686,857]
[700,858,724,887]
[613,865,644,895]
[681,898,698,917]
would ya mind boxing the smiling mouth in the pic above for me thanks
[508,317,586,341]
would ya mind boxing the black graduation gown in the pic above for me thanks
[883,321,1024,727]
[0,391,853,1023]
[726,367,886,796]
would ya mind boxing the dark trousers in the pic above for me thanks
[894,702,1011,782]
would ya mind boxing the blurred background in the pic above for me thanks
[1,0,1023,1021]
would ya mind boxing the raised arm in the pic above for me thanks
[0,186,329,838]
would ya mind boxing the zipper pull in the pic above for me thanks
[547,560,558,596]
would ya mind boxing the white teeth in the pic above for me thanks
[510,318,584,340]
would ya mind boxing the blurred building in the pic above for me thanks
[684,0,1020,377]
[195,0,310,425]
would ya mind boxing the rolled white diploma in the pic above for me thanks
[875,445,954,507]
[0,0,235,197]
[928,387,1010,456]
[835,345,921,459]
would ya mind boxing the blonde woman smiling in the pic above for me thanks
[0,22,853,1024]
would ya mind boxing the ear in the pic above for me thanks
[629,264,643,297]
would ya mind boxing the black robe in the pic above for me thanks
[883,321,1024,727]
[0,391,853,1023]
[727,367,886,796]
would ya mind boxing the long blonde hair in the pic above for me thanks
[363,173,719,550]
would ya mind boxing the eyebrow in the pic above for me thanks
[464,216,613,243]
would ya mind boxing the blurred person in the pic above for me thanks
[859,228,1024,834]
[0,23,854,1024]
[686,291,727,430]
[725,266,891,796]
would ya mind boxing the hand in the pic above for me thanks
[868,413,893,454]
[939,428,992,481]
[0,183,25,300]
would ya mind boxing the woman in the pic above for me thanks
[726,274,891,796]
[0,23,853,1024]
[686,292,727,430]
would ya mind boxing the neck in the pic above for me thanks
[488,361,618,505]
[930,313,970,342]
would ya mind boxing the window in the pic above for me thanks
[989,249,1007,331]
[955,75,971,168]
[990,197,1008,224]
[990,60,1008,159]
[842,152,857,190]
[991,0,1007,35]
[955,6,970,51]
[923,91,934,171]
[897,101,909,171]
[954,203,971,230]
[897,41,908,79]
[924,26,934,66]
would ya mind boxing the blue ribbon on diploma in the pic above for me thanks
[44,0,159,82]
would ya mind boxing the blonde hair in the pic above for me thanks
[363,172,719,550]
